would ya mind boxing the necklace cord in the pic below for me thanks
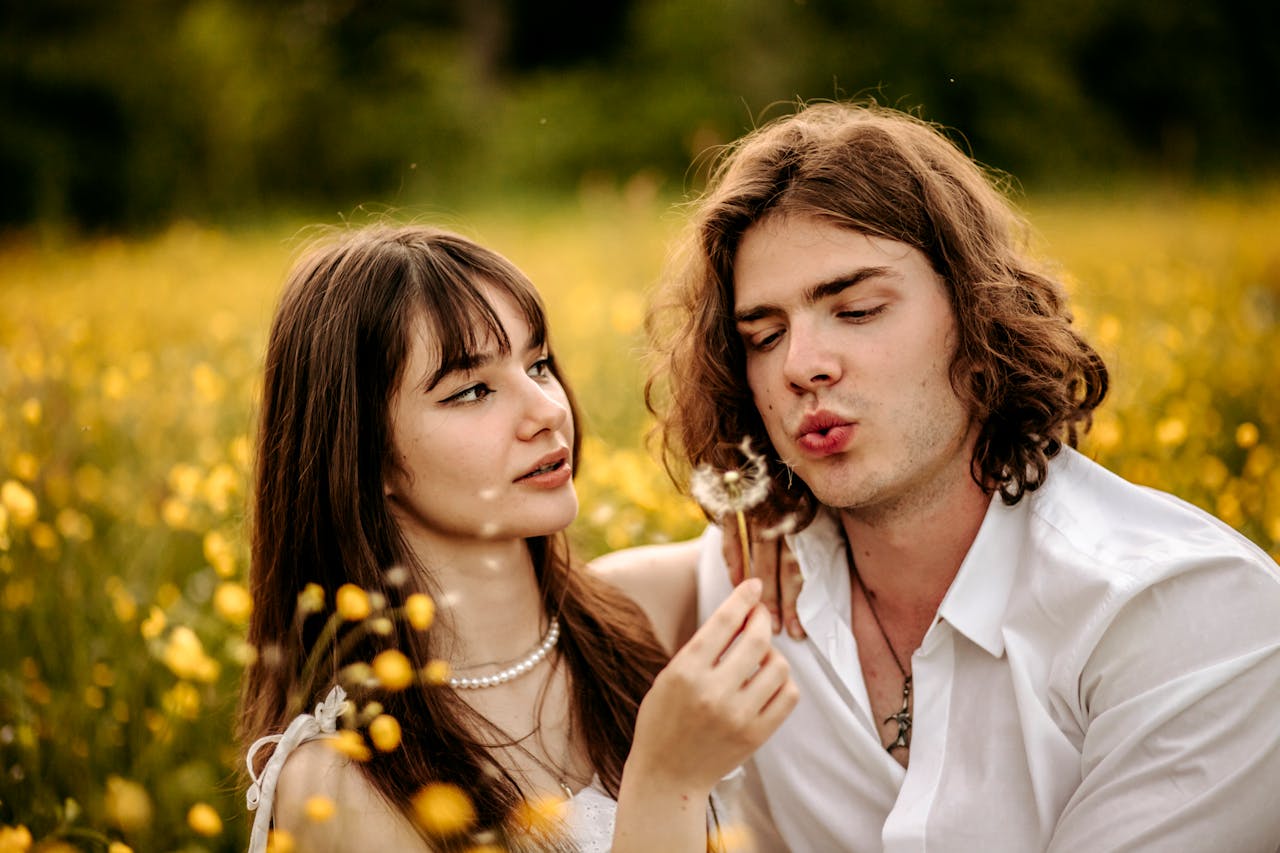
[844,534,913,752]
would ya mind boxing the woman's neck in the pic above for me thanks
[409,534,550,669]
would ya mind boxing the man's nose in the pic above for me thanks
[782,324,842,393]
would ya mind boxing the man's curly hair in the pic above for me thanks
[648,102,1108,528]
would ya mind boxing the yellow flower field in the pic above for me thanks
[1,189,1278,850]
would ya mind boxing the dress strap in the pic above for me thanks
[245,685,347,853]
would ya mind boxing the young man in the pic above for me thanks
[649,102,1280,851]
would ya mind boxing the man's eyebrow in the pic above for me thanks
[733,266,896,324]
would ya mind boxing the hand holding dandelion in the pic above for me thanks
[690,438,771,578]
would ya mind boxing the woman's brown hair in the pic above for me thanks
[648,102,1108,526]
[238,225,667,840]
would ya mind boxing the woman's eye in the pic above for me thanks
[446,383,493,404]
[528,356,553,379]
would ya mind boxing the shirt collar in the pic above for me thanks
[934,491,1027,658]
[788,491,1028,660]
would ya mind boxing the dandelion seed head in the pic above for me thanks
[369,617,393,636]
[384,566,409,587]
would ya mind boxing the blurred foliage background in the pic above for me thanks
[3,0,1279,232]
[2,1,1279,851]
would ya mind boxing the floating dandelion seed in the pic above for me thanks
[690,438,771,577]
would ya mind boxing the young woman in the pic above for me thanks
[237,225,796,852]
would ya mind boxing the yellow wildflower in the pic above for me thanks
[187,802,223,836]
[11,453,37,482]
[1236,422,1260,449]
[368,714,402,752]
[140,606,166,639]
[512,795,567,836]
[335,584,371,620]
[404,593,435,630]
[297,582,325,614]
[55,508,93,541]
[412,783,475,836]
[266,829,296,853]
[0,824,33,853]
[19,398,41,425]
[327,730,371,762]
[213,582,253,624]
[421,659,451,685]
[304,795,336,823]
[108,843,134,853]
[372,650,413,690]
[162,626,221,683]
[1,481,37,528]
[203,530,237,577]
[104,776,152,832]
[163,682,201,719]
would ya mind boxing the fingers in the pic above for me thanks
[777,544,806,639]
[681,577,762,664]
[755,538,782,634]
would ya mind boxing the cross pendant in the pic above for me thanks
[883,674,912,752]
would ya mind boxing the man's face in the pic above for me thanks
[732,214,977,519]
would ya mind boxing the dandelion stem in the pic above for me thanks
[735,510,752,579]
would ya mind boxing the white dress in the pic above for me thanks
[245,686,618,852]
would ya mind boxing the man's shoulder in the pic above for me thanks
[1031,447,1275,577]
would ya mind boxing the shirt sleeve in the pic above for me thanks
[1047,554,1280,852]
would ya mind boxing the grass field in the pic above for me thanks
[1,189,1278,850]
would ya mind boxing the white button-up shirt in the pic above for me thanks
[700,447,1280,852]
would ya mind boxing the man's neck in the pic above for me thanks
[838,472,991,625]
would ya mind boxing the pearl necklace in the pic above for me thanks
[448,617,560,690]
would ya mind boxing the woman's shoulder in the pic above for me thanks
[275,740,430,850]
[588,537,703,653]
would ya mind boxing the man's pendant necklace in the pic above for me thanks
[846,536,913,753]
[884,675,912,752]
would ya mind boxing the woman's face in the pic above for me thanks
[383,287,578,553]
